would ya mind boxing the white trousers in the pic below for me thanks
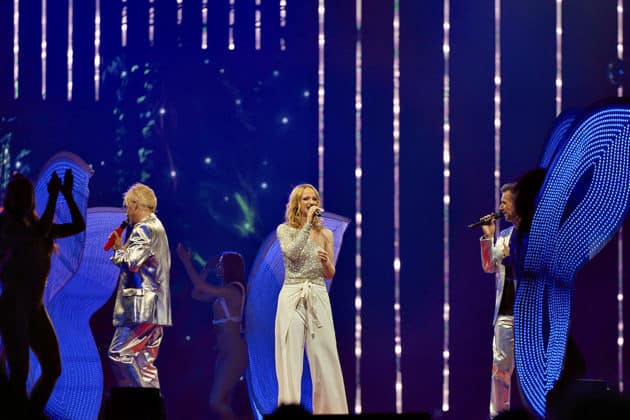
[490,315,514,418]
[274,282,348,414]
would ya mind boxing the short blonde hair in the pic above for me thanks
[284,184,322,231]
[123,183,157,212]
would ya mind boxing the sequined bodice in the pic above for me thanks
[276,223,325,287]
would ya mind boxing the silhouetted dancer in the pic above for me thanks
[0,170,86,417]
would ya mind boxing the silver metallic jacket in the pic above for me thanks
[111,213,172,327]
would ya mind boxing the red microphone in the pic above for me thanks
[104,221,129,251]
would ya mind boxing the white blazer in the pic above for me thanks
[480,226,514,325]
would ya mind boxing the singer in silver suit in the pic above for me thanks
[108,183,171,389]
[275,184,348,414]
[478,183,518,418]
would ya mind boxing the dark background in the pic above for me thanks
[0,1,628,419]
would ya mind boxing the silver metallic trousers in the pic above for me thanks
[490,315,514,418]
[108,323,164,388]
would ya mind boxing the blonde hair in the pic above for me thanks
[123,183,157,212]
[284,184,322,231]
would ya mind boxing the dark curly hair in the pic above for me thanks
[514,168,547,233]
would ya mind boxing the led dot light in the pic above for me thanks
[201,0,208,49]
[393,0,402,413]
[493,0,500,223]
[517,102,630,417]
[41,0,47,100]
[13,0,19,99]
[228,0,235,50]
[354,0,363,414]
[121,0,128,47]
[94,0,101,101]
[280,0,287,50]
[617,0,625,394]
[442,0,451,413]
[555,0,563,116]
[149,0,155,46]
[67,0,74,101]
[317,0,325,199]
[177,0,183,26]
[255,0,262,50]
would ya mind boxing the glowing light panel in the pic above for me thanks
[516,101,630,417]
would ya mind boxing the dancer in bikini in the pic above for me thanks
[177,245,247,420]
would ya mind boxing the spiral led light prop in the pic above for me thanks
[516,100,630,417]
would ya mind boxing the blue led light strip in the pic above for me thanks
[516,102,630,417]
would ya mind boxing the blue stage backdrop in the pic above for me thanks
[0,1,628,419]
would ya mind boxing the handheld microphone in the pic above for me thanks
[104,221,129,251]
[314,209,323,217]
[467,212,502,228]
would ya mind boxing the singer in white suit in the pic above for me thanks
[478,183,519,418]
[274,184,348,414]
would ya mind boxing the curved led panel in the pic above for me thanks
[516,99,630,417]
[29,208,126,419]
[537,109,579,169]
[34,152,93,304]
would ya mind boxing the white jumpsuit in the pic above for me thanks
[274,223,348,414]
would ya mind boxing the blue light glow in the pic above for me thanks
[516,100,630,417]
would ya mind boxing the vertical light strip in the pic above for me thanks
[280,0,287,51]
[393,0,402,414]
[149,0,155,46]
[201,0,208,49]
[13,0,19,99]
[228,0,235,50]
[555,0,562,116]
[354,0,363,414]
[121,0,128,48]
[67,0,74,101]
[41,0,47,100]
[617,0,625,394]
[255,0,262,50]
[317,0,325,198]
[95,0,101,101]
[442,0,451,413]
[177,0,183,25]
[493,0,501,211]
